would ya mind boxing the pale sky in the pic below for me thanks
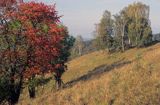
[26,0,160,39]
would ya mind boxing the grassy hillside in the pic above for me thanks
[18,43,160,105]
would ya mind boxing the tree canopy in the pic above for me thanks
[0,1,74,104]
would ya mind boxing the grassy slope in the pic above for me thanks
[18,43,160,105]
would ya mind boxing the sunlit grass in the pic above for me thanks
[18,43,160,105]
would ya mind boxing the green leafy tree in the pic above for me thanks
[95,10,113,52]
[113,12,127,52]
[54,26,75,89]
[124,2,152,47]
[71,35,84,58]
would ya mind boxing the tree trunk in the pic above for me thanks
[56,79,61,90]
[78,46,82,56]
[122,36,124,52]
[128,37,131,45]
[28,86,35,98]
[28,75,36,98]
[121,24,125,52]
[54,75,64,90]
[8,75,23,105]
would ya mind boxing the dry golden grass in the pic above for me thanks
[18,43,160,105]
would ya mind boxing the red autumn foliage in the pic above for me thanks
[0,1,71,103]
[7,2,65,78]
[0,0,23,7]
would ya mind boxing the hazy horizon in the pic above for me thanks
[26,0,160,39]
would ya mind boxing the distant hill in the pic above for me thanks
[18,43,160,105]
[153,33,160,41]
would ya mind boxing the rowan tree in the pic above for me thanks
[0,0,24,104]
[0,1,72,104]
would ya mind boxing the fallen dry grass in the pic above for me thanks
[18,43,160,105]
